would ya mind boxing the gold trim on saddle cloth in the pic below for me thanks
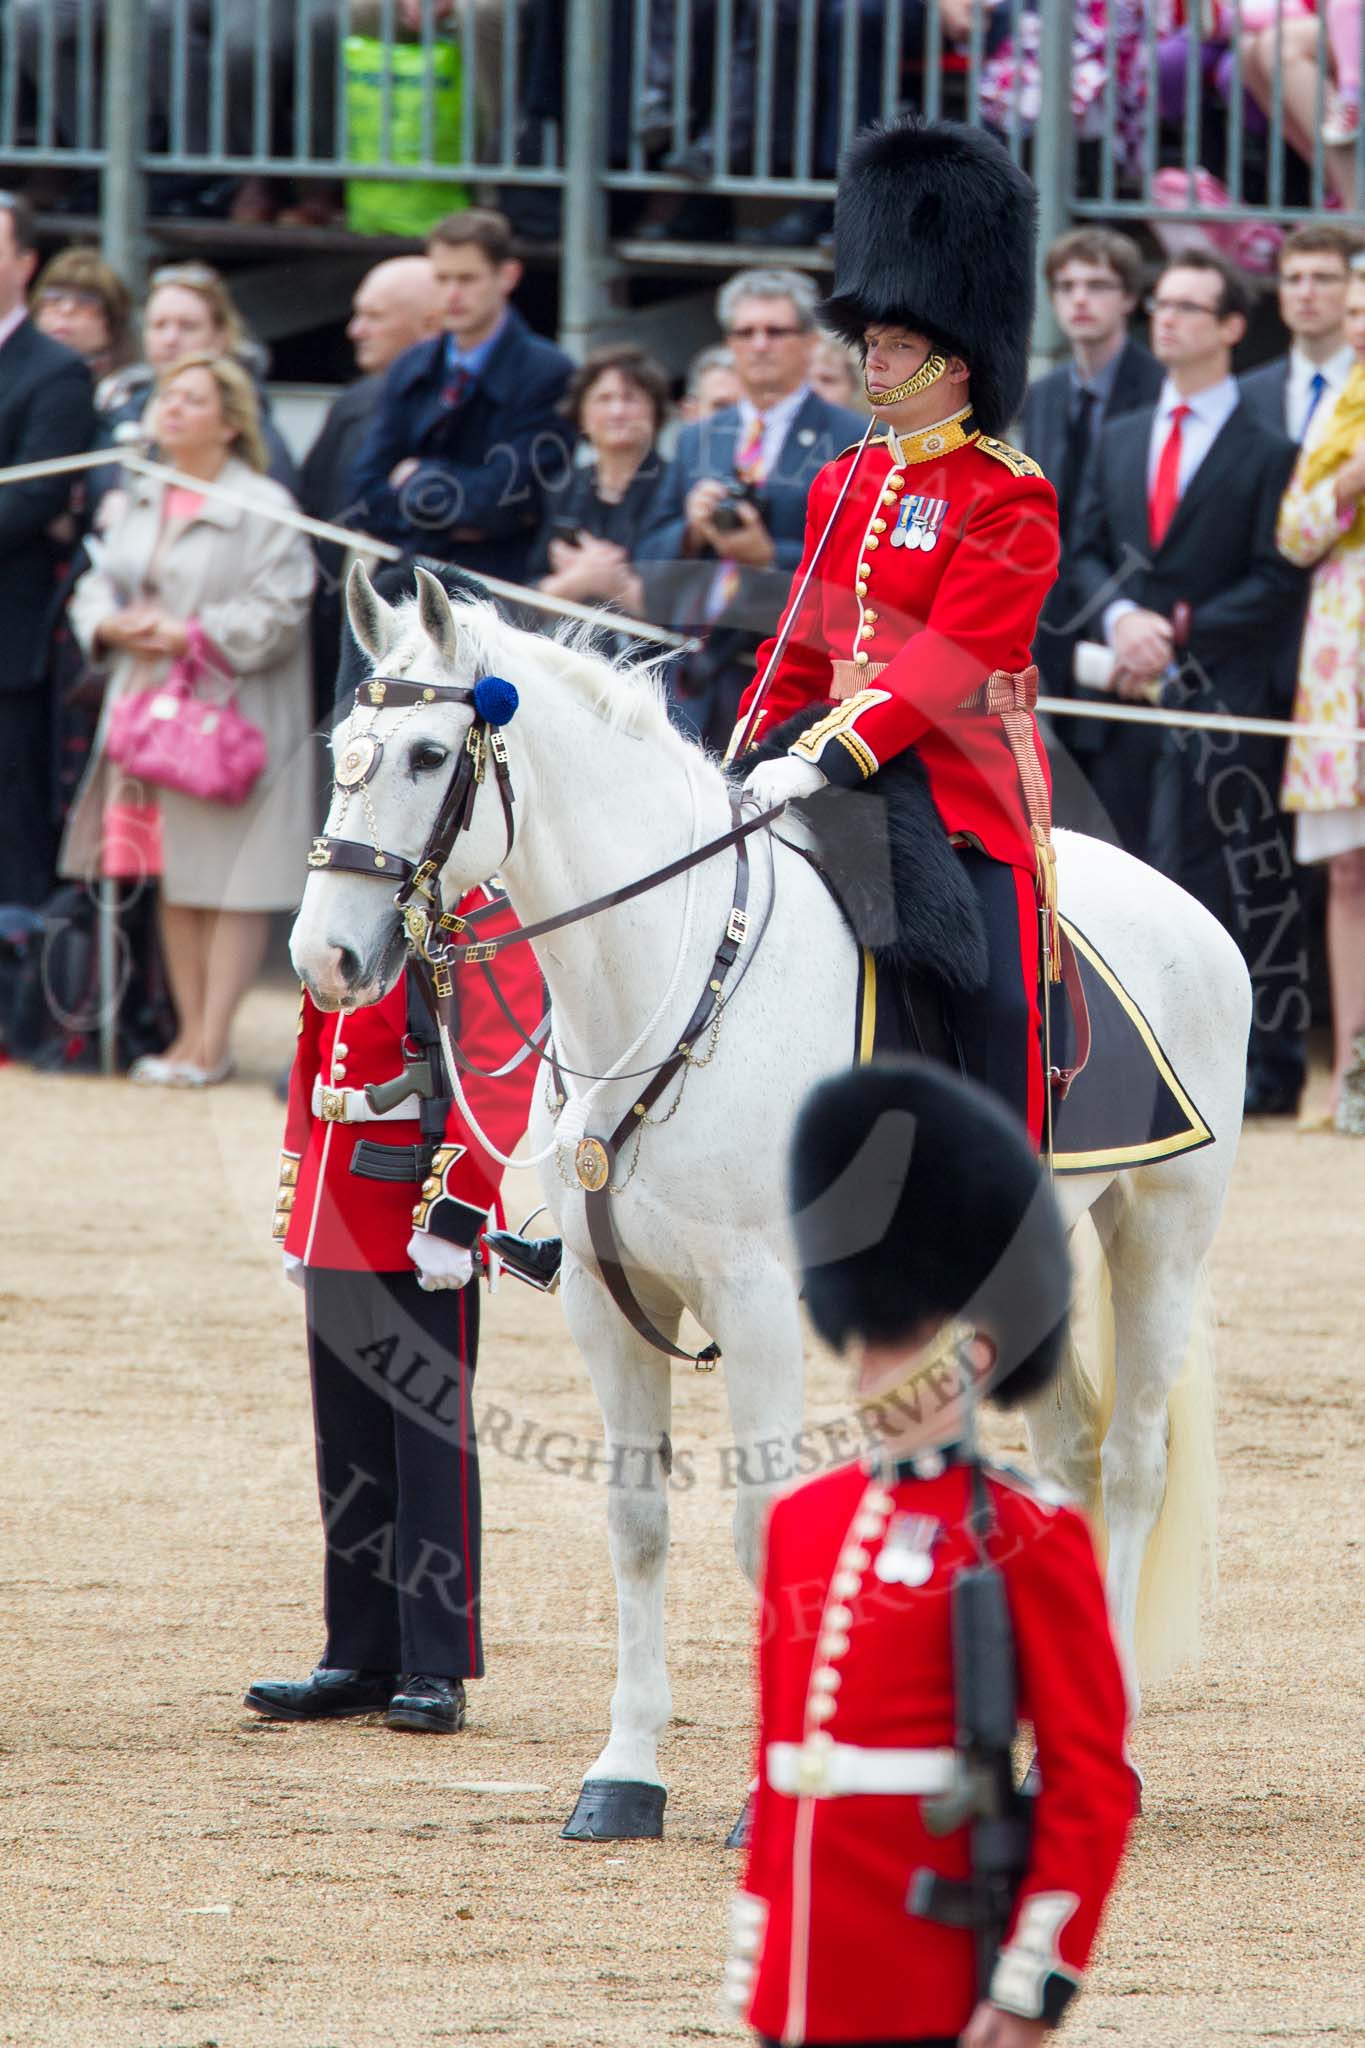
[1051,919,1213,1174]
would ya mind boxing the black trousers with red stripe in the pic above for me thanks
[950,848,1045,1147]
[304,1267,483,1679]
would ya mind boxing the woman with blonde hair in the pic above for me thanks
[60,354,316,1086]
[1276,258,1365,1134]
[99,262,299,492]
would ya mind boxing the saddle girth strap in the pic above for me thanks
[576,796,755,1370]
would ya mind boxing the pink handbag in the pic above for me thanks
[105,623,266,806]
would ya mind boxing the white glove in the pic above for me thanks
[282,1250,306,1291]
[743,754,827,811]
[406,1230,475,1292]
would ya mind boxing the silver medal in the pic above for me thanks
[873,1513,941,1587]
[919,498,947,553]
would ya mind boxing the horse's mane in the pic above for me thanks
[381,592,702,768]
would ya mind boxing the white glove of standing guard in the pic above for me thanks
[406,1231,475,1292]
[282,1250,306,1291]
[743,754,827,811]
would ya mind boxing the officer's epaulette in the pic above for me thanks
[976,435,1045,480]
[985,1460,1069,1511]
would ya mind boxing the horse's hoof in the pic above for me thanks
[560,1778,667,1841]
[724,1793,752,1850]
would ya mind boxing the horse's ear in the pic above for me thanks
[346,557,394,664]
[414,563,460,666]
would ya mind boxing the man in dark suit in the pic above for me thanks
[346,210,574,586]
[636,269,865,749]
[0,193,95,908]
[1071,250,1310,1114]
[301,255,442,721]
[1239,223,1360,444]
[1019,228,1163,833]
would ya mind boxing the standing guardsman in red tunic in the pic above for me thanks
[731,120,1062,1146]
[726,1060,1134,2048]
[244,889,541,1737]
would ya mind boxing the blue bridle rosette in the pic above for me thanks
[473,675,519,725]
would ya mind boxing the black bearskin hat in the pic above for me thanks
[821,118,1037,438]
[789,1061,1070,1409]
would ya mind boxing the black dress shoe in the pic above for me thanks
[485,1230,563,1292]
[1243,1078,1301,1117]
[244,1666,397,1721]
[386,1674,467,1733]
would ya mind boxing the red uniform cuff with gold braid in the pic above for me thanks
[409,1142,483,1248]
[790,687,890,786]
[271,1150,299,1241]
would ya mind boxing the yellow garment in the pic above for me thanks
[1298,363,1365,549]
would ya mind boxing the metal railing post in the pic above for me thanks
[102,0,148,295]
[560,0,612,359]
[1029,0,1073,376]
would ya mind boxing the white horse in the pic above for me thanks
[290,566,1249,1839]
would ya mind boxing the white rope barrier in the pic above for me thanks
[1036,691,1365,749]
[0,444,695,652]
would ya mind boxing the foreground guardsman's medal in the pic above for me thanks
[874,1512,941,1585]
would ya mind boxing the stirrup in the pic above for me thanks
[486,1230,563,1293]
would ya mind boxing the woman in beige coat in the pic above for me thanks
[60,354,316,1084]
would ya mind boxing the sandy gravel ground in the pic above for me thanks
[1,982,1362,2048]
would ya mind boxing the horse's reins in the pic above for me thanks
[308,671,784,1367]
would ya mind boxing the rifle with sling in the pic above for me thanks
[907,1457,1034,1998]
[350,963,453,1187]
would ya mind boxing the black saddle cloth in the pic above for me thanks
[747,704,988,1003]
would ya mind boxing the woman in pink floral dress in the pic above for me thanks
[1276,259,1365,1133]
[980,1,1149,182]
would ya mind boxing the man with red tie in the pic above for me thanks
[1069,247,1308,1114]
[245,894,542,1736]
[729,120,1061,1147]
[725,1060,1134,2048]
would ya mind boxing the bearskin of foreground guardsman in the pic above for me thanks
[726,1061,1133,2048]
[734,119,1061,1150]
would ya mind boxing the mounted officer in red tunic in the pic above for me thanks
[731,119,1061,1145]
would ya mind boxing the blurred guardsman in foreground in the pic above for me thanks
[726,1060,1133,2048]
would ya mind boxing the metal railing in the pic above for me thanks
[2,0,1364,352]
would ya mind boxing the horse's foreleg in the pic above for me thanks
[560,1257,678,1840]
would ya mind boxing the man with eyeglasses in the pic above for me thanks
[1070,248,1309,1118]
[0,192,95,909]
[637,268,864,750]
[1019,230,1162,826]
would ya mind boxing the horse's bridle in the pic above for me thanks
[306,665,786,1372]
[305,671,519,997]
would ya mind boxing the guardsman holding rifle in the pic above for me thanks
[726,1060,1133,2048]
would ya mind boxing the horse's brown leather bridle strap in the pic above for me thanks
[568,792,756,1368]
[441,799,783,962]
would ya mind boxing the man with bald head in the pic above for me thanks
[302,256,443,717]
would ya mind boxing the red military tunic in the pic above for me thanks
[730,1455,1132,2045]
[272,885,542,1270]
[733,409,1060,878]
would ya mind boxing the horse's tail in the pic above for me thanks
[1058,1217,1218,1686]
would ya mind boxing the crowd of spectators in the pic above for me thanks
[1021,219,1365,1134]
[8,1,1365,245]
[1,187,1362,1129]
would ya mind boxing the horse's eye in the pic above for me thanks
[410,741,449,775]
